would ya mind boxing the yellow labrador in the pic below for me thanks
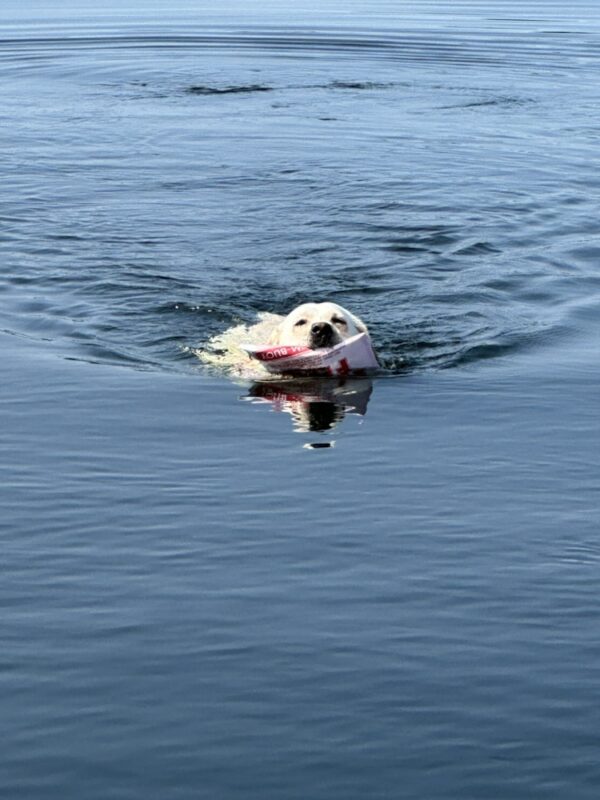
[268,301,370,349]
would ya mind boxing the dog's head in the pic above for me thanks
[268,302,369,348]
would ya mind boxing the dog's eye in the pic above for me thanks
[331,316,347,326]
[294,319,307,327]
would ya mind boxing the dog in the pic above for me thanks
[268,301,370,349]
[197,301,373,377]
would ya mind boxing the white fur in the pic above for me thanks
[268,302,369,347]
[195,302,371,377]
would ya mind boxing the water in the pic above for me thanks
[1,1,600,797]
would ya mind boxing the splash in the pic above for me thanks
[194,312,283,378]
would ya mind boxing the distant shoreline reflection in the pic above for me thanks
[243,377,373,436]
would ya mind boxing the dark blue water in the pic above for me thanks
[2,2,600,797]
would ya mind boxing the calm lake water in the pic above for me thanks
[1,1,600,797]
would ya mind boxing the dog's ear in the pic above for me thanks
[267,323,283,345]
[346,310,368,335]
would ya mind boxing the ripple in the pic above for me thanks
[440,96,535,110]
[1,9,599,377]
[0,24,596,74]
[186,84,273,95]
[329,80,394,90]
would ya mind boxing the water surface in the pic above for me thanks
[1,1,600,798]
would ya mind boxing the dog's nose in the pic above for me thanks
[310,321,335,348]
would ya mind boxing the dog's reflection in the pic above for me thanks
[244,377,373,433]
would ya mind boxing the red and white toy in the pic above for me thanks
[241,332,378,376]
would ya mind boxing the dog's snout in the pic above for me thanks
[309,320,335,348]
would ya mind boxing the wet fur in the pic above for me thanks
[196,302,371,378]
[268,302,369,348]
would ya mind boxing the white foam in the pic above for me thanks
[193,312,283,378]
